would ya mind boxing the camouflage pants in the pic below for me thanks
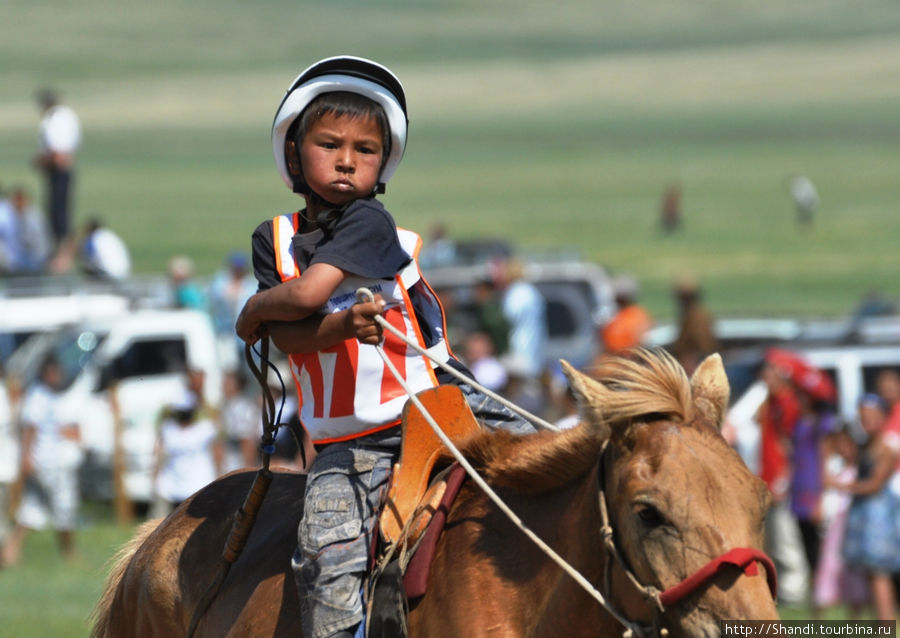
[292,382,534,638]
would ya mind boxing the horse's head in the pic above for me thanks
[564,348,778,636]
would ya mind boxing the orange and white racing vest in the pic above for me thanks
[270,213,452,444]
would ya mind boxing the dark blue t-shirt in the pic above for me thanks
[251,197,411,291]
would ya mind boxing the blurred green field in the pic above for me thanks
[2,0,899,321]
[0,506,134,638]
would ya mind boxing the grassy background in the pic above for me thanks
[1,0,898,321]
[0,506,135,638]
[0,4,898,631]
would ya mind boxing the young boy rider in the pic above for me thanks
[235,56,534,638]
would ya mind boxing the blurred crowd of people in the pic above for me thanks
[725,354,900,620]
[1,88,132,282]
[430,233,900,620]
[428,240,719,430]
[0,354,286,567]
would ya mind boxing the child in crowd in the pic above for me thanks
[152,389,223,516]
[788,387,838,596]
[235,56,533,638]
[813,424,868,615]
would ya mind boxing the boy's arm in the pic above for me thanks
[267,297,386,354]
[236,262,345,344]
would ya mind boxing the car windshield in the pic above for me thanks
[43,328,107,391]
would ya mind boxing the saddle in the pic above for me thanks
[378,384,480,548]
[367,385,479,638]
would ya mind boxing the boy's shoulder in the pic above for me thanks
[343,196,393,221]
[329,197,399,237]
[250,210,305,255]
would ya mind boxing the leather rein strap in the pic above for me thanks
[186,340,281,638]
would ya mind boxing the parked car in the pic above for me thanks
[6,309,222,503]
[0,273,171,360]
[646,314,900,357]
[422,259,616,371]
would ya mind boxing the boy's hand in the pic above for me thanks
[349,295,386,345]
[235,295,266,344]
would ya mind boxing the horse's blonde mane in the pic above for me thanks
[460,349,695,495]
[90,518,162,638]
[591,348,694,426]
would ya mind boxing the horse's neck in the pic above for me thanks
[485,468,618,637]
[409,463,628,637]
[529,467,623,637]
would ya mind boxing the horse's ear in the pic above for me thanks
[690,353,730,428]
[560,360,610,437]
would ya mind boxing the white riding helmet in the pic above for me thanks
[271,55,408,193]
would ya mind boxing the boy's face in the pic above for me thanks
[292,111,384,208]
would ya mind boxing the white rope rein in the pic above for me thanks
[356,288,645,635]
[358,289,560,433]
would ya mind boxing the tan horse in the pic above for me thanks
[91,349,777,638]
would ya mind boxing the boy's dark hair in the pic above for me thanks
[290,91,391,165]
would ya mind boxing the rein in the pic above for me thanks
[186,339,290,638]
[360,288,778,637]
[189,288,777,637]
[356,289,649,636]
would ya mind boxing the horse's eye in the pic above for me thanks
[635,503,667,529]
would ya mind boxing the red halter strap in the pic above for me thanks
[658,547,777,607]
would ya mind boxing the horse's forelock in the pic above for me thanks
[592,348,694,430]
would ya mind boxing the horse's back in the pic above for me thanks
[96,469,306,638]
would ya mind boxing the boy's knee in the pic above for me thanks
[300,483,363,552]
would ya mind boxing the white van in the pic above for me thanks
[6,309,222,503]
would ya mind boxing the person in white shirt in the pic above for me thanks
[34,88,81,245]
[2,356,82,566]
[493,257,547,378]
[152,388,223,516]
[0,367,19,563]
[80,218,131,280]
[207,253,256,369]
[788,174,819,228]
[219,370,259,472]
[49,216,131,281]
